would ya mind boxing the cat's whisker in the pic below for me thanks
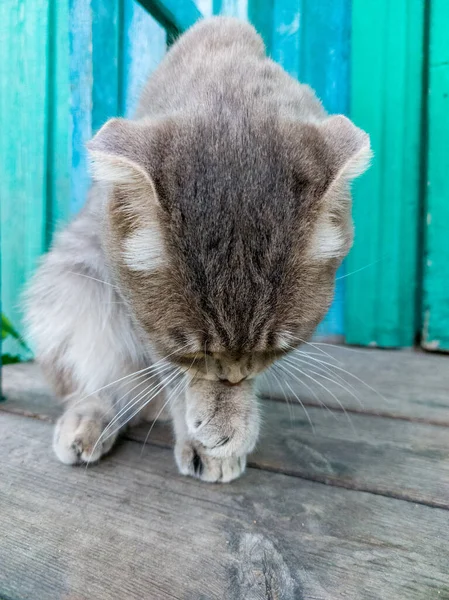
[68,343,193,410]
[86,367,181,465]
[292,351,364,402]
[100,366,181,441]
[296,337,343,364]
[275,362,337,419]
[109,363,175,413]
[266,367,294,421]
[67,270,119,289]
[299,364,365,411]
[140,374,187,456]
[282,360,356,432]
[335,257,386,281]
[310,342,376,355]
[269,368,316,433]
[68,362,169,412]
[290,351,387,405]
[284,379,316,433]
[102,368,182,443]
[285,355,365,409]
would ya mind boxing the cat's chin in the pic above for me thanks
[185,379,260,459]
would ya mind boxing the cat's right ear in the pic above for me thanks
[87,118,159,204]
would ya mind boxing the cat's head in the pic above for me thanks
[88,113,370,382]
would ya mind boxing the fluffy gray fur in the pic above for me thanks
[25,17,371,482]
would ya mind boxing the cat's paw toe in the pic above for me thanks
[53,410,114,465]
[175,440,246,483]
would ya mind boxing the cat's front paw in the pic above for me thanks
[53,407,116,465]
[175,440,246,483]
[185,379,260,459]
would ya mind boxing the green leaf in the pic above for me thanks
[2,313,20,339]
[1,353,22,365]
[1,313,29,351]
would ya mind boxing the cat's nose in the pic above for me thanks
[220,375,247,386]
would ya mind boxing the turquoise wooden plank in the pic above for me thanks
[137,0,202,34]
[47,0,71,237]
[212,0,250,22]
[347,0,426,347]
[294,0,350,339]
[122,0,167,117]
[422,0,449,351]
[195,0,213,18]
[92,0,122,130]
[271,0,301,78]
[70,0,124,213]
[69,0,93,214]
[248,0,274,53]
[0,0,51,356]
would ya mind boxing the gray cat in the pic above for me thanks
[25,17,371,482]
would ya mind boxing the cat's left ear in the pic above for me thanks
[87,118,158,203]
[318,114,372,183]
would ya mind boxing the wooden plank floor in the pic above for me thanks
[1,347,449,600]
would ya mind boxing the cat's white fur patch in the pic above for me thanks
[311,220,345,260]
[276,332,295,350]
[123,227,165,271]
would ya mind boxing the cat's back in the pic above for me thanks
[136,17,325,122]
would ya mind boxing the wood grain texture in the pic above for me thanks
[422,0,449,351]
[347,0,426,347]
[1,413,448,600]
[127,402,449,509]
[0,0,50,358]
[2,352,449,508]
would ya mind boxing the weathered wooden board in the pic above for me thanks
[1,414,448,600]
[259,346,449,423]
[2,356,449,508]
[128,401,449,509]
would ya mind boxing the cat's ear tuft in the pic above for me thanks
[87,118,157,196]
[318,115,372,181]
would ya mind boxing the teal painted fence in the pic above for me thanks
[421,0,449,351]
[1,0,448,356]
[0,0,70,358]
[347,0,426,347]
